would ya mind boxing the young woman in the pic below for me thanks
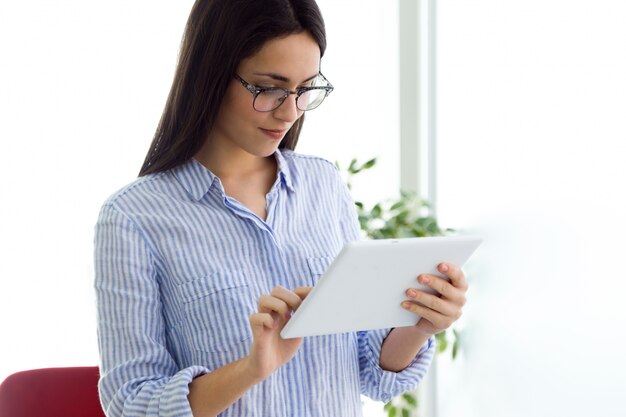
[94,1,469,416]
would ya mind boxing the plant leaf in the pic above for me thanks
[438,339,448,353]
[390,201,405,211]
[435,331,449,353]
[348,158,358,173]
[362,157,377,170]
[402,393,417,408]
[371,204,382,218]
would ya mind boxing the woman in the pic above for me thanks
[94,0,469,416]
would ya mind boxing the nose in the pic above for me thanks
[272,93,302,123]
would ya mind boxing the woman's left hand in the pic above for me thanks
[402,262,468,337]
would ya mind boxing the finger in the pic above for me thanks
[249,312,275,330]
[270,286,304,311]
[401,301,455,330]
[293,287,313,302]
[418,274,466,305]
[405,289,462,319]
[258,294,290,317]
[437,262,468,291]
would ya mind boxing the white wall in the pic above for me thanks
[300,0,400,205]
[0,0,197,381]
[0,3,399,407]
[435,1,626,416]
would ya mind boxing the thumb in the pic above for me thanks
[293,286,313,302]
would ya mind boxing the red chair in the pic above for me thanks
[0,366,106,417]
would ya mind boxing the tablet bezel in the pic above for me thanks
[280,236,482,338]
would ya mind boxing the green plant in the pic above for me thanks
[339,157,460,417]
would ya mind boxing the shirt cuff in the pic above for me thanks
[158,365,210,415]
[375,333,436,402]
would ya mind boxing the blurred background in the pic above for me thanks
[0,1,624,416]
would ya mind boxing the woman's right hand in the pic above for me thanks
[245,286,312,381]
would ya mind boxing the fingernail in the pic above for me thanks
[407,289,417,298]
[421,275,431,284]
[402,302,412,309]
[440,263,449,272]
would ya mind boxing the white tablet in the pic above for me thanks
[280,236,482,338]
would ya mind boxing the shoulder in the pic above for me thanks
[98,171,175,215]
[278,150,353,208]
[279,149,341,180]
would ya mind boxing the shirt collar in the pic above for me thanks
[171,149,295,201]
[171,158,218,201]
[274,148,296,193]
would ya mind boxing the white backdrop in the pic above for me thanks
[435,1,626,417]
[0,5,399,411]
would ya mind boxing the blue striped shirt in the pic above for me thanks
[94,149,434,417]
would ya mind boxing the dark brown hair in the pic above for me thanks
[139,0,327,176]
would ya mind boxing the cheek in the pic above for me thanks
[222,89,263,126]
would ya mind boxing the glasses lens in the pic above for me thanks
[254,89,287,112]
[297,88,328,111]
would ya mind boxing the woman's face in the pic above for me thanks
[209,31,322,158]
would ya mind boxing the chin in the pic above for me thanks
[246,144,280,159]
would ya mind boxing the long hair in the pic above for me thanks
[139,0,327,176]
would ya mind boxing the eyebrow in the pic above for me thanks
[252,72,319,84]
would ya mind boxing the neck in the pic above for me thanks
[194,138,276,180]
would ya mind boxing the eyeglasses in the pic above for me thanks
[235,73,334,112]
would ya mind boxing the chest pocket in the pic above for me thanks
[178,270,254,353]
[306,256,334,285]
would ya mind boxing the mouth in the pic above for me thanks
[259,128,287,140]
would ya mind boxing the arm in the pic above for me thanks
[186,358,258,417]
[96,203,309,417]
[331,167,436,399]
[329,169,431,400]
[96,203,207,417]
[379,327,431,372]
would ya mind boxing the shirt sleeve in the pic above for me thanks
[332,167,436,402]
[94,202,209,417]
[358,330,435,402]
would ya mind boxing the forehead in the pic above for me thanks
[238,32,321,79]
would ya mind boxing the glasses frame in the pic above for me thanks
[234,72,334,112]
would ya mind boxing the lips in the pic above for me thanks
[259,128,287,140]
